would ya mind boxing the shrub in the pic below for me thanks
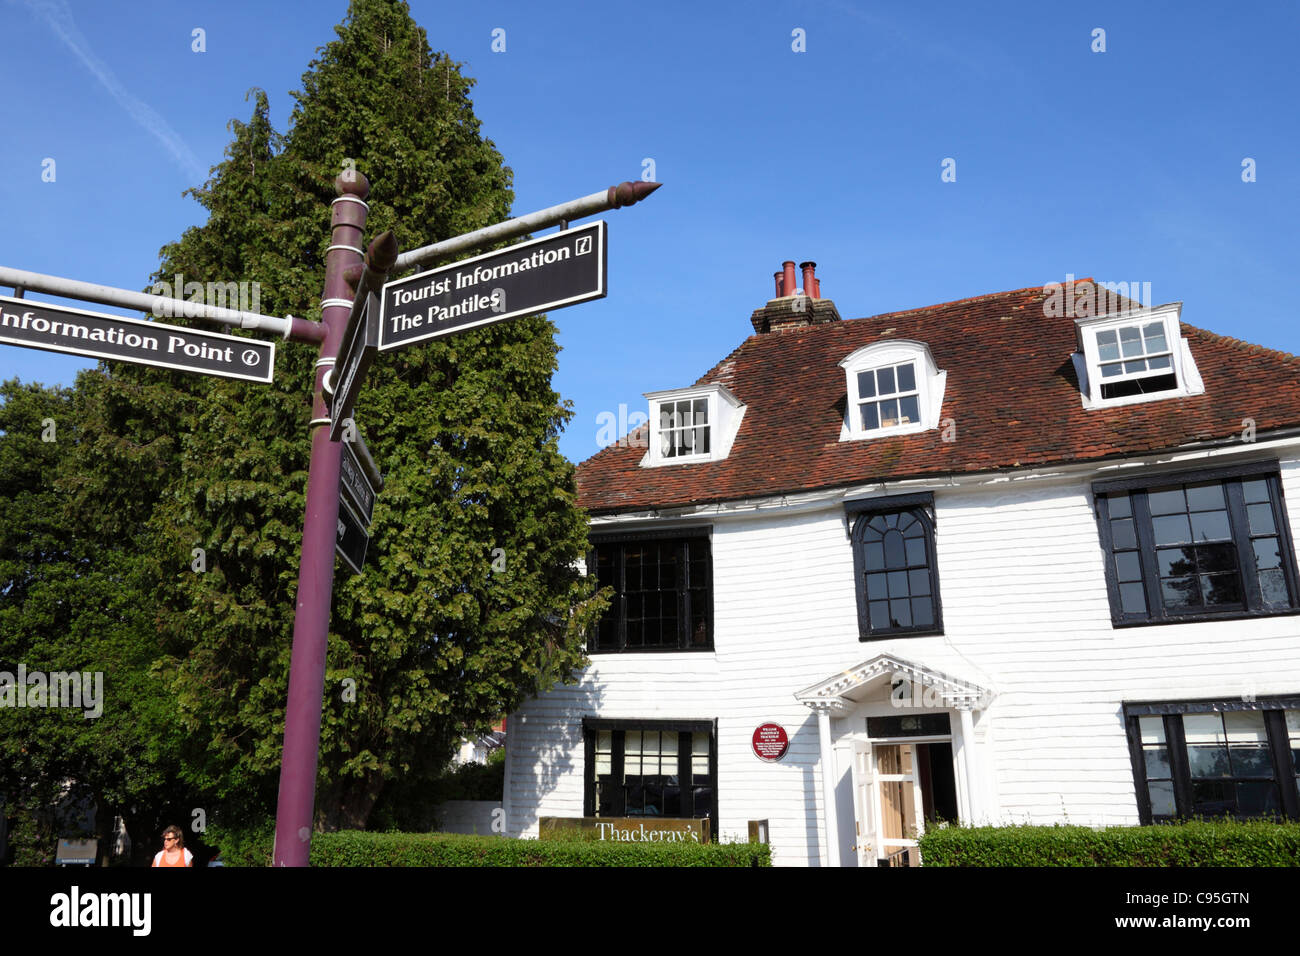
[918,820,1300,866]
[209,826,771,867]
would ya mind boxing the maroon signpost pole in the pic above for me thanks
[270,174,659,866]
[273,173,370,866]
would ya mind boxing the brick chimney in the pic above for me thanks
[750,260,841,333]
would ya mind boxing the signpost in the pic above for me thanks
[378,220,606,352]
[0,295,274,382]
[0,174,659,868]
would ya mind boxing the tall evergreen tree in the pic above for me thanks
[137,0,604,828]
[1,0,603,850]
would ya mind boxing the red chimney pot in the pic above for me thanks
[799,262,817,300]
[782,261,797,297]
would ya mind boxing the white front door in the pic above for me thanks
[851,742,875,866]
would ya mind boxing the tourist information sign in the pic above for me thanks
[0,295,274,382]
[335,495,369,575]
[328,290,378,441]
[378,220,606,352]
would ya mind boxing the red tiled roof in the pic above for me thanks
[576,282,1300,514]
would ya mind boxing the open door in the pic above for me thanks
[874,743,924,867]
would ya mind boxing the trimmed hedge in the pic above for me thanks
[918,820,1300,866]
[209,826,770,867]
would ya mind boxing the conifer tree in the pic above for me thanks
[138,0,606,829]
[3,0,604,840]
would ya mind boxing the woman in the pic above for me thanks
[151,825,193,867]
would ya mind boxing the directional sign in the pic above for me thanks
[339,438,378,525]
[378,220,606,352]
[335,496,369,575]
[329,290,378,442]
[0,295,273,382]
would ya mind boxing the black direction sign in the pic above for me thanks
[329,291,378,442]
[335,496,369,575]
[378,220,606,352]
[0,295,274,382]
[339,438,377,525]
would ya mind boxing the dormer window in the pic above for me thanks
[857,362,921,431]
[840,341,946,441]
[1095,321,1176,399]
[1074,304,1204,409]
[659,397,710,459]
[643,383,746,466]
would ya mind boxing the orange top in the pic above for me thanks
[153,847,192,867]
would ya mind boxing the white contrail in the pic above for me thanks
[15,0,207,183]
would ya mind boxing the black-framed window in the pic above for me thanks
[583,719,717,829]
[588,530,712,652]
[846,493,943,640]
[1124,698,1300,824]
[1094,462,1300,626]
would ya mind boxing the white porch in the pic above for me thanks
[794,652,995,867]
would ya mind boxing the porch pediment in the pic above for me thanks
[794,652,993,713]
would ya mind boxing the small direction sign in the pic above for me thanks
[335,496,369,575]
[339,438,377,525]
[0,295,273,382]
[378,220,606,352]
[329,291,378,442]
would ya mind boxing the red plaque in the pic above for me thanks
[752,722,789,761]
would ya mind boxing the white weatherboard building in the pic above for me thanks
[504,267,1300,866]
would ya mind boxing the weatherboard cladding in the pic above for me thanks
[576,282,1300,513]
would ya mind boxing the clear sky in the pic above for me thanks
[1,0,1296,464]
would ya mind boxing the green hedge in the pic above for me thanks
[209,826,770,867]
[918,820,1300,866]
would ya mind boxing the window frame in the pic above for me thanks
[1123,697,1300,824]
[845,492,945,641]
[651,390,713,463]
[642,383,746,467]
[1093,461,1300,627]
[582,718,718,832]
[839,340,946,442]
[1074,304,1203,409]
[587,527,714,653]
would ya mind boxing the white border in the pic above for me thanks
[0,295,274,383]
[377,220,606,351]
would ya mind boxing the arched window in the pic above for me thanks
[848,496,944,639]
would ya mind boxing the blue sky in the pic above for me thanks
[1,0,1297,464]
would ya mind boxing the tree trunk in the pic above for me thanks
[315,773,385,831]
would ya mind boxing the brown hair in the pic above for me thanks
[161,825,184,849]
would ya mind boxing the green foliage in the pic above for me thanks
[0,378,190,864]
[210,827,772,867]
[2,0,607,847]
[366,759,503,832]
[918,820,1300,866]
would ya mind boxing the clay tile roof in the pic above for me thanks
[576,281,1300,514]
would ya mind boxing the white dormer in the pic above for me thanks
[839,340,947,441]
[1071,302,1205,410]
[642,383,746,467]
